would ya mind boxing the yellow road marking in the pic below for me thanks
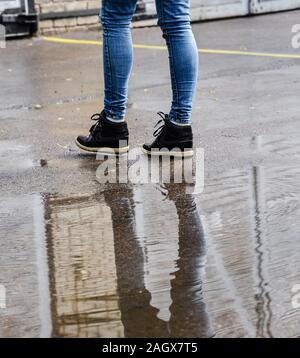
[43,37,103,46]
[43,36,300,60]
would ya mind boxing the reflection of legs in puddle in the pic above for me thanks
[103,183,213,338]
[103,185,167,338]
[162,183,214,338]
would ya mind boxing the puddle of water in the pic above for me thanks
[0,195,51,338]
[0,141,45,173]
[44,184,212,338]
[200,163,300,338]
[257,135,300,157]
[1,135,300,338]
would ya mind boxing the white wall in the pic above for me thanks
[142,0,300,20]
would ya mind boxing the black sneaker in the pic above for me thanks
[142,112,194,157]
[75,110,129,154]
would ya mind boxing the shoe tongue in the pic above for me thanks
[91,117,104,133]
[89,124,96,133]
[100,110,106,119]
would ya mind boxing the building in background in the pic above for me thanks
[1,0,300,36]
[35,0,300,34]
[0,0,37,36]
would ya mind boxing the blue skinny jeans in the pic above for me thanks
[101,0,199,124]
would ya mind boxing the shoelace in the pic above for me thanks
[153,112,169,137]
[89,112,104,133]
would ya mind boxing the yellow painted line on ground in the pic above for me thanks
[43,37,103,46]
[43,36,300,60]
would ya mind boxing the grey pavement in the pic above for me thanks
[0,10,300,338]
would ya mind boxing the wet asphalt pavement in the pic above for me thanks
[1,10,300,338]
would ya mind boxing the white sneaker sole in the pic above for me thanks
[141,146,194,158]
[75,139,129,154]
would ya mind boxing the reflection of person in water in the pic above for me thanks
[103,183,213,338]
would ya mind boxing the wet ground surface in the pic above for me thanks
[1,11,300,338]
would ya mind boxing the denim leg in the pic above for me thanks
[155,0,199,124]
[100,0,137,120]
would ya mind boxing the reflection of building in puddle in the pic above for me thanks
[45,184,212,338]
[133,186,179,323]
[45,194,124,338]
[44,149,300,338]
[0,195,51,338]
[201,157,300,337]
